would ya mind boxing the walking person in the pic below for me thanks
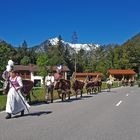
[45,73,54,103]
[106,78,113,92]
[5,70,30,119]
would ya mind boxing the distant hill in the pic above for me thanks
[130,32,140,46]
[0,39,15,50]
[123,32,140,46]
[0,39,10,46]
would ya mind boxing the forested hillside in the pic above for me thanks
[1,32,140,79]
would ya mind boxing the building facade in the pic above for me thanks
[73,72,103,81]
[107,69,136,81]
[14,64,69,87]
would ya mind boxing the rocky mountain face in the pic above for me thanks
[33,37,100,53]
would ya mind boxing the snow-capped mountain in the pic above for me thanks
[34,37,100,53]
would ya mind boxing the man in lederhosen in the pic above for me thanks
[45,73,54,103]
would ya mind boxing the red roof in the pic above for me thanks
[46,66,69,72]
[14,65,39,72]
[75,72,103,77]
[14,64,69,72]
[108,69,136,75]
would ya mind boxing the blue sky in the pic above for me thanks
[0,0,140,47]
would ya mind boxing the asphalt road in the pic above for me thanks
[0,86,140,140]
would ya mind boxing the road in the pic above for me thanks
[0,86,140,140]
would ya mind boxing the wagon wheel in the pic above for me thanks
[62,92,66,101]
[67,91,71,100]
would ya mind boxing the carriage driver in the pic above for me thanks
[45,73,54,103]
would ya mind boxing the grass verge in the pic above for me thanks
[0,82,123,111]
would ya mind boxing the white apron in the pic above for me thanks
[6,76,30,115]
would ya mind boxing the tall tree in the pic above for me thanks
[36,53,48,77]
[0,42,17,74]
[63,45,74,75]
[57,35,65,64]
[15,40,28,64]
[20,56,30,65]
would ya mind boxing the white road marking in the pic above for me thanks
[116,100,122,107]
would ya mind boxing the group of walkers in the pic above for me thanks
[121,78,134,87]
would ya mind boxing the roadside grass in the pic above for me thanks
[0,93,7,111]
[0,81,123,111]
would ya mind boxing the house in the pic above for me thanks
[107,69,136,81]
[14,64,70,87]
[73,72,103,81]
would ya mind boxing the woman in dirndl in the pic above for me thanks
[5,70,30,119]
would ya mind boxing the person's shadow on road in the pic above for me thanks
[13,111,52,118]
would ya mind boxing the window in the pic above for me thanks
[34,79,41,87]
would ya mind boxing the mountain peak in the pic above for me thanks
[34,37,100,53]
[48,37,59,45]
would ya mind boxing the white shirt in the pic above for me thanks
[45,75,54,86]
[106,80,112,85]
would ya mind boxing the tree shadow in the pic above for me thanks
[55,95,93,103]
[55,97,82,103]
[90,92,99,95]
[81,95,93,98]
[29,101,46,106]
[100,90,106,92]
[104,90,118,93]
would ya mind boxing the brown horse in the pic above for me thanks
[96,80,102,93]
[86,79,102,94]
[54,79,71,101]
[1,79,34,102]
[72,80,85,99]
[21,80,34,102]
[86,81,94,94]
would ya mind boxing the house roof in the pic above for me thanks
[75,72,103,77]
[14,65,39,72]
[14,64,69,72]
[46,66,70,72]
[108,69,136,75]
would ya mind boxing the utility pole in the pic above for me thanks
[72,32,78,73]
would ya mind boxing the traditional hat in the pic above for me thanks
[8,60,14,66]
[6,60,14,72]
